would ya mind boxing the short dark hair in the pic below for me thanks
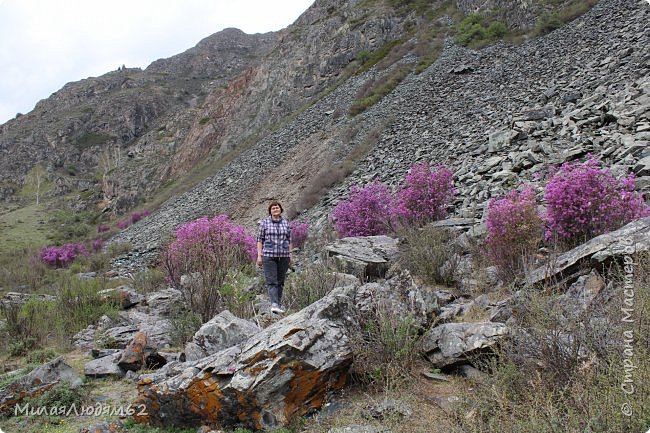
[267,200,283,215]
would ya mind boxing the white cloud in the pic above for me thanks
[0,0,313,124]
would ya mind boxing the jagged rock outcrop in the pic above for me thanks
[73,287,184,350]
[0,29,278,209]
[118,331,167,372]
[134,284,357,430]
[525,216,650,287]
[0,357,83,415]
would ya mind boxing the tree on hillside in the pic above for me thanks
[23,164,49,205]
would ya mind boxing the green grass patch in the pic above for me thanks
[349,64,412,115]
[534,0,597,36]
[74,132,114,150]
[0,203,52,255]
[455,13,509,47]
[356,36,409,74]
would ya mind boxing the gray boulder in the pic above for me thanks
[422,322,508,368]
[98,285,145,309]
[354,271,431,328]
[326,235,399,280]
[84,351,125,378]
[145,288,185,316]
[184,310,262,361]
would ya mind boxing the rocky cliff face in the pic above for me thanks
[0,28,278,208]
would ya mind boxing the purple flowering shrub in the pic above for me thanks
[40,243,88,268]
[161,214,256,320]
[91,238,105,252]
[97,224,110,233]
[115,209,151,230]
[394,162,455,225]
[290,221,309,249]
[332,181,394,237]
[486,187,543,277]
[544,157,649,244]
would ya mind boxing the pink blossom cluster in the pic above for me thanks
[40,243,87,268]
[332,163,456,237]
[97,224,110,233]
[332,182,395,237]
[116,209,151,230]
[485,187,542,274]
[544,157,650,242]
[91,238,105,252]
[290,220,309,249]
[162,214,256,287]
[394,162,455,224]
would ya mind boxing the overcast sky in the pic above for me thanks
[0,0,314,125]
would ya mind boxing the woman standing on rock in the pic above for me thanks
[257,200,292,314]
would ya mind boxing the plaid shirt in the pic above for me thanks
[257,216,292,257]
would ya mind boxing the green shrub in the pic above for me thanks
[26,348,58,364]
[356,49,371,64]
[352,305,421,389]
[453,252,650,432]
[456,14,509,47]
[284,257,343,311]
[75,132,114,150]
[0,274,120,349]
[47,209,93,244]
[356,37,408,74]
[218,268,257,319]
[132,267,167,295]
[33,382,84,409]
[398,224,460,286]
[0,247,48,292]
[107,241,133,256]
[534,12,563,35]
[486,21,507,39]
[169,307,203,347]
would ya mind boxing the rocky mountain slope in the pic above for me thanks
[1,0,648,270]
[110,0,650,270]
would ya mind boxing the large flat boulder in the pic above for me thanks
[525,216,650,287]
[422,322,508,368]
[326,235,399,280]
[134,284,358,431]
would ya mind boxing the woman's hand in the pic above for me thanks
[257,255,263,267]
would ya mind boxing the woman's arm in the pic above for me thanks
[256,241,263,266]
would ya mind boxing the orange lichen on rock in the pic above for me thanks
[244,350,276,366]
[133,380,158,423]
[187,376,224,424]
[282,361,348,421]
[119,331,148,370]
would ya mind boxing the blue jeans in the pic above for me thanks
[262,256,290,305]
